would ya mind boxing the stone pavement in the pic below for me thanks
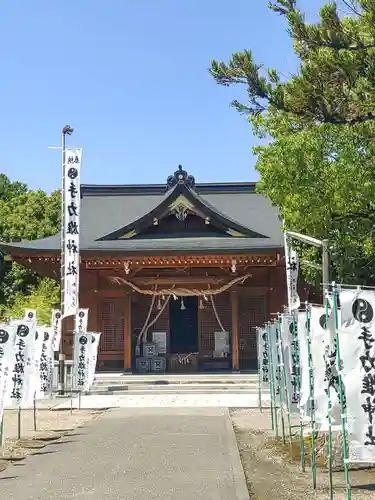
[55,392,270,409]
[0,407,250,500]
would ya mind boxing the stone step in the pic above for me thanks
[90,383,260,393]
[88,388,269,396]
[92,377,259,386]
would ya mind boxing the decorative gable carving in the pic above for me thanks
[167,165,195,190]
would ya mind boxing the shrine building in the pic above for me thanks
[0,166,307,373]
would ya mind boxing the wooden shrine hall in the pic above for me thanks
[0,166,302,373]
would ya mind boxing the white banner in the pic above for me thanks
[0,324,17,421]
[257,327,269,384]
[340,290,375,462]
[39,327,54,396]
[279,315,299,413]
[285,236,300,311]
[309,306,336,429]
[289,316,301,408]
[88,332,101,389]
[297,311,309,413]
[75,308,89,334]
[22,325,44,405]
[51,309,62,352]
[73,332,92,391]
[62,148,82,318]
[9,320,37,405]
[267,323,278,398]
[24,309,37,322]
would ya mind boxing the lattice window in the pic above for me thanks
[100,298,125,352]
[239,294,267,360]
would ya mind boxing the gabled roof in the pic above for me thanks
[0,166,284,255]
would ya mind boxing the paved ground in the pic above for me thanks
[55,392,270,409]
[0,407,250,500]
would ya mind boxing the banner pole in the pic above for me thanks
[305,304,317,489]
[0,415,4,448]
[33,392,37,432]
[324,293,334,500]
[275,320,286,444]
[267,323,278,436]
[332,284,351,500]
[256,328,262,412]
[279,314,293,453]
[292,314,305,471]
[17,405,21,440]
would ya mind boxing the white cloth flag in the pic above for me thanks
[24,309,37,322]
[63,148,82,318]
[73,332,92,392]
[39,327,54,396]
[339,290,375,463]
[51,309,62,352]
[0,324,17,421]
[88,333,101,389]
[297,310,310,417]
[257,327,269,384]
[75,309,89,334]
[309,306,334,429]
[23,326,44,405]
[269,323,280,400]
[285,235,300,311]
[8,320,36,405]
[280,315,299,413]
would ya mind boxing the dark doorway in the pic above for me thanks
[169,296,199,353]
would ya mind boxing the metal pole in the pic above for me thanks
[58,126,74,396]
[322,239,330,295]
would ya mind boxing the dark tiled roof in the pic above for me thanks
[0,179,283,255]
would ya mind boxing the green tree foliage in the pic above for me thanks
[209,1,375,284]
[0,175,60,307]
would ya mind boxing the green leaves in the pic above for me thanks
[0,174,60,310]
[209,1,375,285]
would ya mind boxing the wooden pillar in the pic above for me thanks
[124,293,132,372]
[231,289,239,371]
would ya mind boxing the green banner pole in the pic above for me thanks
[279,314,293,452]
[324,293,334,500]
[256,328,262,413]
[267,323,278,438]
[275,320,286,444]
[332,285,351,500]
[305,303,317,489]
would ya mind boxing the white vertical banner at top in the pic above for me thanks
[340,290,375,463]
[75,309,89,334]
[51,309,62,352]
[257,327,269,384]
[0,324,17,422]
[88,332,101,389]
[24,309,37,322]
[9,320,37,406]
[62,148,82,318]
[284,235,300,311]
[73,332,92,392]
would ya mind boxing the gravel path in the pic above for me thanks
[231,408,375,500]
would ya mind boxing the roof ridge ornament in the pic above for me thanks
[167,165,195,190]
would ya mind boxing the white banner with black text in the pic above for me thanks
[62,148,82,318]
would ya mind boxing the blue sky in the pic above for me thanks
[1,0,326,192]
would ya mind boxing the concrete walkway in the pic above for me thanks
[0,407,250,500]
